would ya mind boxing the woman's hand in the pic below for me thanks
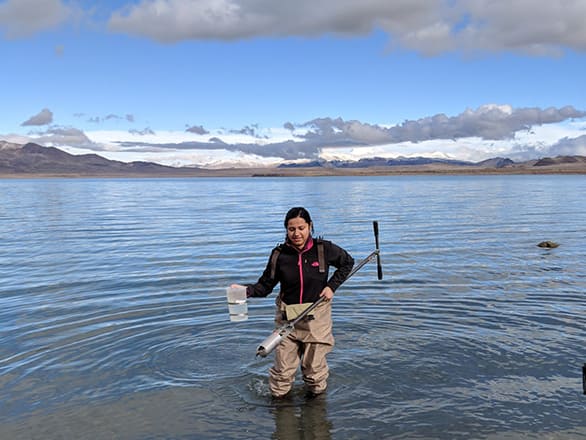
[320,286,334,301]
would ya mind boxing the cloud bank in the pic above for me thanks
[106,0,586,55]
[2,1,586,55]
[8,104,585,168]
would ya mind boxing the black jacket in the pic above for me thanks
[247,237,354,305]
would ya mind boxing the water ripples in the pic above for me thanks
[1,176,586,439]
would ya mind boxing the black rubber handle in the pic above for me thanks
[373,221,383,280]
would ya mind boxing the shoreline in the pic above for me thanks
[2,163,586,179]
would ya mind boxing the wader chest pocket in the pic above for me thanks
[284,303,314,321]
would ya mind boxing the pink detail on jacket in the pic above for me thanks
[296,238,314,304]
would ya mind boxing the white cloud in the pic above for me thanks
[59,143,284,168]
[459,0,586,55]
[142,150,283,169]
[0,0,73,38]
[21,108,54,126]
[106,0,586,54]
[0,133,33,145]
[107,0,450,46]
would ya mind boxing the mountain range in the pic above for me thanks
[1,141,586,177]
[279,156,516,169]
[0,141,204,176]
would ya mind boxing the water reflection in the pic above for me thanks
[272,395,333,440]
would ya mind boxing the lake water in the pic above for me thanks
[1,175,585,439]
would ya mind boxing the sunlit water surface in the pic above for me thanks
[1,176,585,439]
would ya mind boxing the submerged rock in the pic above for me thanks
[537,241,559,249]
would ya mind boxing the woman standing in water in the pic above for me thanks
[233,207,354,398]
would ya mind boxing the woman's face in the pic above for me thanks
[287,217,311,251]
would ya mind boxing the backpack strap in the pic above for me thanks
[269,245,282,280]
[317,240,326,273]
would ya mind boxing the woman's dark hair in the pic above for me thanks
[284,207,314,233]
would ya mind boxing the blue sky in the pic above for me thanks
[1,0,586,168]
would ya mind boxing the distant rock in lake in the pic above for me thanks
[537,241,559,248]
